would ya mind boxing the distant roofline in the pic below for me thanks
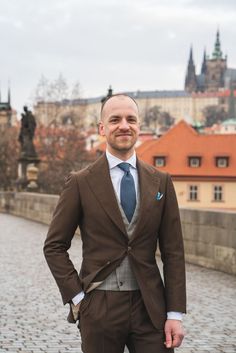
[35,87,236,106]
[36,89,190,106]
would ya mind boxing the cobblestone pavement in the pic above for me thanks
[0,213,235,353]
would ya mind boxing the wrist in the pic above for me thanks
[167,312,183,321]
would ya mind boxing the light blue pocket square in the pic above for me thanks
[156,192,163,200]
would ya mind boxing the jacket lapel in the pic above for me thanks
[130,159,161,240]
[85,154,128,237]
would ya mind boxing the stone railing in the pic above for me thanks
[0,191,235,275]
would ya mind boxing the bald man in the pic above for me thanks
[44,94,186,353]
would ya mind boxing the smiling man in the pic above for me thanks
[44,94,186,353]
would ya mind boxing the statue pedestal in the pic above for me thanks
[17,156,40,191]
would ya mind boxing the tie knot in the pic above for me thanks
[118,162,130,173]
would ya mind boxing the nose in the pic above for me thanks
[119,118,129,129]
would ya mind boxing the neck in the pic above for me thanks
[107,147,135,161]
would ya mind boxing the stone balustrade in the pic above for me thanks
[0,191,235,275]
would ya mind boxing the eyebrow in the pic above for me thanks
[108,115,138,120]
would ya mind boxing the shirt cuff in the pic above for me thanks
[167,312,183,321]
[72,291,85,305]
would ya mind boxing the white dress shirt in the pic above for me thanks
[72,150,183,321]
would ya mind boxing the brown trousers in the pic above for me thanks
[79,290,174,353]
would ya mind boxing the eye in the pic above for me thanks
[109,117,119,124]
[128,116,137,123]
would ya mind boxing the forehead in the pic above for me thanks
[102,96,138,119]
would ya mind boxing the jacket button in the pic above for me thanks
[107,261,111,265]
[127,246,132,252]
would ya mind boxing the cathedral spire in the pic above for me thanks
[201,48,207,74]
[185,46,197,92]
[8,86,11,106]
[212,29,223,59]
[189,46,194,65]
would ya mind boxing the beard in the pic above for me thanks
[108,137,137,153]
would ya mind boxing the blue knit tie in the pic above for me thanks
[118,163,136,223]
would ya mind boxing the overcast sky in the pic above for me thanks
[0,0,236,114]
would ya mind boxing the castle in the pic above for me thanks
[34,30,236,127]
[185,30,236,93]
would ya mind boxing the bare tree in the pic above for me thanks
[32,74,82,126]
[0,127,19,190]
[203,105,228,127]
[34,125,88,194]
[145,106,175,129]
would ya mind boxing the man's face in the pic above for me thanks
[99,96,140,158]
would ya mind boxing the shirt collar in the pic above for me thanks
[106,150,137,170]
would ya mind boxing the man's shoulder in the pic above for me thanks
[137,158,169,180]
[71,154,106,180]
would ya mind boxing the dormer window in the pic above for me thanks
[215,156,229,168]
[188,156,201,168]
[154,156,166,167]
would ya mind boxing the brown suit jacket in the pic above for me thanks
[44,154,186,329]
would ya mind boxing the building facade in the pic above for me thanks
[136,120,236,210]
[34,89,236,128]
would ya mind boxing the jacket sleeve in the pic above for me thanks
[43,172,83,305]
[158,173,187,314]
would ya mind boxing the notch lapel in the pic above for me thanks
[86,155,128,237]
[130,159,161,240]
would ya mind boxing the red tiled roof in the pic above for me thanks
[136,120,236,178]
[191,90,236,98]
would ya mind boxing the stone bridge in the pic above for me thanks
[0,213,235,353]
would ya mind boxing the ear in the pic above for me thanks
[98,121,105,136]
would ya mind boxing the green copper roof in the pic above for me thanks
[212,30,223,59]
[0,102,11,110]
[222,119,236,126]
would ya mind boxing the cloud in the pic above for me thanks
[0,1,235,112]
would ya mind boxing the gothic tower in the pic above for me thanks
[0,85,12,131]
[201,48,207,75]
[185,47,197,93]
[204,30,227,91]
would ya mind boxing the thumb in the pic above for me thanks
[165,331,172,348]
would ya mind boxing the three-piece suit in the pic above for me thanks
[44,154,186,352]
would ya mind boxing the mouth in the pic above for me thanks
[116,134,132,137]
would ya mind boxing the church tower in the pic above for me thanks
[0,85,12,131]
[185,46,197,93]
[204,30,227,91]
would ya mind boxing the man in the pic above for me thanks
[44,94,186,353]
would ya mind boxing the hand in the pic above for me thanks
[71,301,82,321]
[164,319,185,349]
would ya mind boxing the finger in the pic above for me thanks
[172,333,184,348]
[164,331,173,348]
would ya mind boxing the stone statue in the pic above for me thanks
[18,106,37,158]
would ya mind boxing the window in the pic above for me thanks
[154,156,166,167]
[220,98,225,104]
[213,185,223,202]
[215,157,229,168]
[188,157,201,167]
[188,185,199,201]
